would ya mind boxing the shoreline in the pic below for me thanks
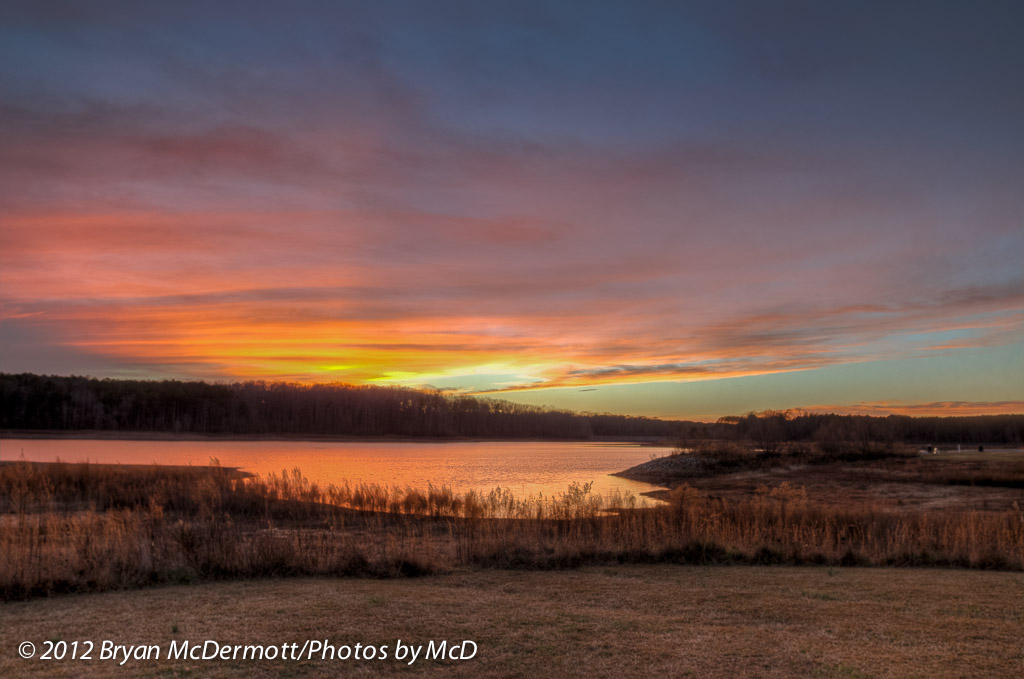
[0,459,253,477]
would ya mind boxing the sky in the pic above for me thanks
[1,0,1022,420]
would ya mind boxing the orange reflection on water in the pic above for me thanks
[0,439,668,501]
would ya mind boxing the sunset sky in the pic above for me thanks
[1,1,1022,420]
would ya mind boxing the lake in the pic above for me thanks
[0,438,670,501]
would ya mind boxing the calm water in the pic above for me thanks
[0,439,669,500]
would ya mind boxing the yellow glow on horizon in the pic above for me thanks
[5,210,1021,416]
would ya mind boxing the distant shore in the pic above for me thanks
[0,429,671,445]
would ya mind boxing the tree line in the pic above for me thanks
[713,411,1024,447]
[2,373,1019,444]
[0,373,678,439]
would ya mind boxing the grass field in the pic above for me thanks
[2,565,1022,678]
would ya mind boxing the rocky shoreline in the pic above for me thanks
[614,452,706,484]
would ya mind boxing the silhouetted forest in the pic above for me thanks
[0,373,677,439]
[2,374,1020,444]
[700,411,1024,447]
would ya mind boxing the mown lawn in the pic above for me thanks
[2,565,1022,678]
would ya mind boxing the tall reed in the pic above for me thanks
[1,462,1021,600]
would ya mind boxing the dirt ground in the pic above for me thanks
[637,450,1024,512]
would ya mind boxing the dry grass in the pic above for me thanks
[1,565,1022,678]
[631,452,1024,513]
[2,461,1023,600]
[678,439,919,471]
